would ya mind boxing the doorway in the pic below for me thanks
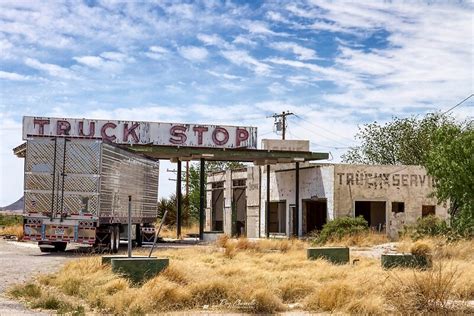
[355,201,386,231]
[211,182,224,231]
[232,179,246,237]
[305,200,327,234]
[268,201,286,234]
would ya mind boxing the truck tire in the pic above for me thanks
[39,245,56,253]
[135,224,142,247]
[114,225,120,251]
[54,242,67,252]
[110,226,118,254]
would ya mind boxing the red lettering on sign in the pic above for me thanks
[193,126,208,145]
[212,127,229,146]
[78,122,95,137]
[123,123,139,143]
[169,126,187,144]
[56,120,71,135]
[236,128,249,147]
[33,119,50,135]
[101,122,117,142]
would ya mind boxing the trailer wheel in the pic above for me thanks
[54,242,67,252]
[39,245,56,253]
[135,224,142,247]
[114,225,121,251]
[110,225,118,254]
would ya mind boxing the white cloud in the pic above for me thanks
[232,35,257,46]
[178,46,208,61]
[244,20,277,35]
[207,70,244,80]
[100,51,132,62]
[24,57,77,79]
[266,11,289,23]
[197,33,230,48]
[145,46,169,60]
[0,70,31,81]
[73,51,133,72]
[221,49,271,75]
[268,82,291,95]
[149,46,168,54]
[271,41,318,60]
[74,56,104,68]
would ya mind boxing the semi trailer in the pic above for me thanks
[20,137,159,252]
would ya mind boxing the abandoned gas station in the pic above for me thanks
[205,140,449,240]
[17,116,448,242]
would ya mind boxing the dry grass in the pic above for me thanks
[0,223,24,240]
[159,223,199,239]
[9,237,474,314]
[323,230,390,247]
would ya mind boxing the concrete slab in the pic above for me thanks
[307,247,350,264]
[111,257,169,283]
[381,253,431,269]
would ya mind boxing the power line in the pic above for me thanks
[288,118,355,148]
[286,130,352,150]
[293,114,357,144]
[441,93,474,115]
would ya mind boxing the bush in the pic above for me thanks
[0,214,22,226]
[408,215,452,240]
[311,216,368,244]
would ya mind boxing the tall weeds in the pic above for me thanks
[8,237,474,314]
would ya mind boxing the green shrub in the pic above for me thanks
[0,214,22,227]
[404,215,473,241]
[311,216,368,244]
[408,215,450,240]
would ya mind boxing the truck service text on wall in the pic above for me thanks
[337,172,436,189]
[23,116,258,149]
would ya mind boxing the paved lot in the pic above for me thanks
[0,239,75,315]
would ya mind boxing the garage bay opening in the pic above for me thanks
[355,201,386,232]
[304,199,327,234]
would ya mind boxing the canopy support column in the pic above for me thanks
[176,159,182,239]
[295,162,300,238]
[266,164,270,238]
[199,158,205,240]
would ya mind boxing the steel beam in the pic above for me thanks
[266,164,270,238]
[125,145,329,162]
[199,158,205,240]
[295,162,300,237]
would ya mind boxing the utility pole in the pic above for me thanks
[269,111,294,140]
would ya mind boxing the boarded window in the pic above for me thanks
[422,205,436,217]
[392,202,405,213]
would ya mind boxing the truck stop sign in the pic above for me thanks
[23,116,258,149]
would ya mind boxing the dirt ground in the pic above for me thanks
[0,239,76,315]
[0,239,206,315]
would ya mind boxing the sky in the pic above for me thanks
[0,0,473,206]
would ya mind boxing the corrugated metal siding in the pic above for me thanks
[99,144,159,222]
[24,138,101,217]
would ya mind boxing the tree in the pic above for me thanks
[157,194,191,226]
[424,122,473,236]
[342,112,473,236]
[342,113,456,165]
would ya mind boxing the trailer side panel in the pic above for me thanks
[99,143,159,224]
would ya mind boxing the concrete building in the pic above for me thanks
[205,141,448,240]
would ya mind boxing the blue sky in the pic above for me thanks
[0,0,473,206]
